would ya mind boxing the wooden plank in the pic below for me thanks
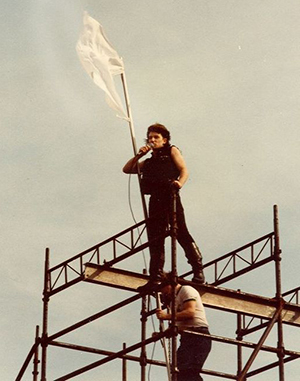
[84,264,148,291]
[84,264,300,326]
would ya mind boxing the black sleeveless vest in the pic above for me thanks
[141,145,180,195]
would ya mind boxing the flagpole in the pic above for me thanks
[120,71,148,220]
[76,13,148,220]
[120,71,138,155]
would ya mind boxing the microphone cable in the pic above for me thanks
[127,172,148,273]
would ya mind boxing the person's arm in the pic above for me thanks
[156,300,196,321]
[122,145,151,174]
[170,146,189,189]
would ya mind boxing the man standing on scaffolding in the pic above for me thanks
[123,123,205,291]
[156,272,211,381]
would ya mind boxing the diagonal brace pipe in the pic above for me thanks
[237,298,285,380]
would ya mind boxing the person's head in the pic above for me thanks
[159,272,178,295]
[146,123,171,149]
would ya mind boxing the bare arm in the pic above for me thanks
[122,156,143,174]
[156,300,196,321]
[170,146,189,189]
[122,145,151,174]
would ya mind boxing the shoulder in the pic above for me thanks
[170,145,183,158]
[170,145,180,153]
[156,145,177,158]
[180,285,199,301]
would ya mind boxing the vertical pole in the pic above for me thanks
[122,343,127,381]
[170,189,178,381]
[236,312,243,377]
[41,248,50,381]
[273,205,285,380]
[274,205,282,299]
[140,269,147,381]
[155,292,172,381]
[120,72,148,221]
[32,326,40,381]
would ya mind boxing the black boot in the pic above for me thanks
[184,242,205,284]
[137,259,164,294]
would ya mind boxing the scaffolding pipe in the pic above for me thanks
[156,292,172,381]
[17,205,300,381]
[236,312,243,375]
[140,269,147,381]
[41,248,50,381]
[274,205,285,380]
[33,325,40,381]
[170,189,178,381]
[50,340,168,367]
[54,331,168,381]
[15,336,41,381]
[48,294,141,342]
[50,329,300,361]
[247,354,300,377]
[237,302,284,380]
[122,343,127,381]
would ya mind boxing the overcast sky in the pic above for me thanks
[2,1,300,380]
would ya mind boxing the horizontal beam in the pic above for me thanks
[84,264,300,327]
[54,329,167,380]
[50,340,167,367]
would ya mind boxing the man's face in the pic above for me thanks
[148,132,167,149]
[160,284,172,306]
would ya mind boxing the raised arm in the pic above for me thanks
[122,145,151,174]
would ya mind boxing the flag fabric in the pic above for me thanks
[76,12,128,119]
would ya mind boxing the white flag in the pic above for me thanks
[76,12,128,119]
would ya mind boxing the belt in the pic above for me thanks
[183,326,210,334]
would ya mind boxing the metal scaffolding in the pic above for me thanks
[16,205,300,380]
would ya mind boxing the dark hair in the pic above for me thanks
[159,272,178,288]
[147,123,171,144]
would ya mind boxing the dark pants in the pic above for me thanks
[147,192,196,280]
[177,328,212,381]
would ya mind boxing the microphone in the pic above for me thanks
[137,144,152,157]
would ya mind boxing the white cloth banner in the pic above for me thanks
[76,12,128,119]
